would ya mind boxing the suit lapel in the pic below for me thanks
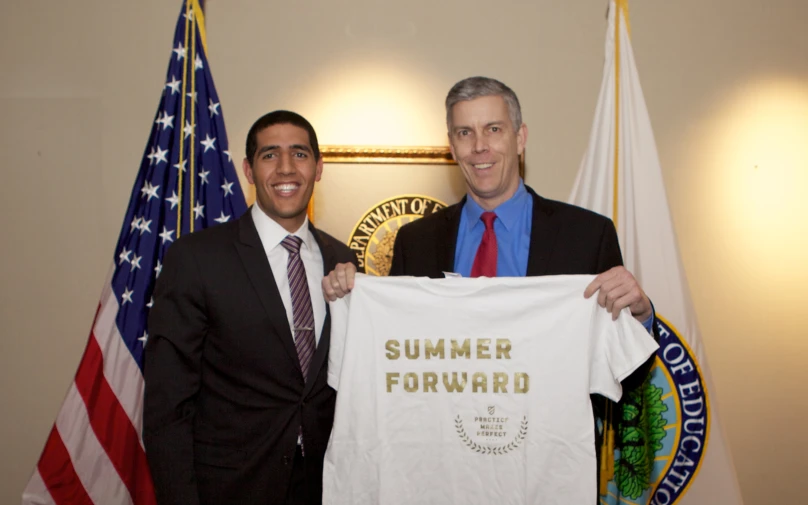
[233,211,301,372]
[526,187,561,276]
[436,201,463,275]
[303,223,337,396]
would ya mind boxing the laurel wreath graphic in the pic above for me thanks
[455,415,528,455]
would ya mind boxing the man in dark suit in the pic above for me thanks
[323,76,652,330]
[144,110,358,505]
[321,78,656,495]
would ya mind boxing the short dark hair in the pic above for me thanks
[445,77,522,131]
[245,110,320,164]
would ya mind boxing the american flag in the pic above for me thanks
[22,1,247,503]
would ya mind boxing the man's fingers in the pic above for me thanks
[597,287,608,308]
[603,282,647,320]
[584,265,651,321]
[584,274,607,298]
[583,278,600,299]
[335,263,356,291]
[610,292,636,320]
[584,266,621,298]
[603,281,631,310]
[322,263,357,301]
[322,272,339,301]
[596,274,624,307]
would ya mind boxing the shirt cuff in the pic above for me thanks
[641,301,656,334]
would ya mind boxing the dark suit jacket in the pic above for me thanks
[390,185,623,278]
[144,209,358,505]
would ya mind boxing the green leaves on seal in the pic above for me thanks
[615,376,668,499]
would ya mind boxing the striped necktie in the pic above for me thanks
[281,235,316,381]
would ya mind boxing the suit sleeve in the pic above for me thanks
[595,217,624,272]
[388,227,406,276]
[143,240,206,505]
[340,243,360,269]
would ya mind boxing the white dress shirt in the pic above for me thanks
[251,205,326,345]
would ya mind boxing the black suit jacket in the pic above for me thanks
[390,185,623,278]
[144,209,357,505]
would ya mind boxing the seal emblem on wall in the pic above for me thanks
[601,316,710,505]
[347,195,446,276]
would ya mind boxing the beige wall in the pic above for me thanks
[2,0,806,503]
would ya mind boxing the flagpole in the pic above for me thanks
[176,0,192,237]
[598,2,626,496]
[189,3,198,233]
[612,0,623,232]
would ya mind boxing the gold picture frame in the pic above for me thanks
[320,145,525,177]
[320,145,455,165]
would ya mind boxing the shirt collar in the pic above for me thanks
[461,179,530,232]
[251,204,314,252]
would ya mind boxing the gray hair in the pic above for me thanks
[445,76,523,131]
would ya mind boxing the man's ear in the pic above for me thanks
[315,157,324,182]
[448,132,458,162]
[516,123,528,156]
[242,157,255,185]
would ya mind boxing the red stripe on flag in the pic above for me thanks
[37,425,94,505]
[74,332,156,505]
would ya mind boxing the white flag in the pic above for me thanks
[569,1,744,504]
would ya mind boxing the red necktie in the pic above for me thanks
[470,212,497,277]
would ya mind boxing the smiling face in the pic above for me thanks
[448,95,527,211]
[242,123,323,232]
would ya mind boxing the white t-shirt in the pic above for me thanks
[324,274,658,505]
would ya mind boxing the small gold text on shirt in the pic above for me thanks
[384,338,530,394]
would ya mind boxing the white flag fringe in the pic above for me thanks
[570,1,744,504]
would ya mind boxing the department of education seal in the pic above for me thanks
[601,316,710,505]
[347,195,446,276]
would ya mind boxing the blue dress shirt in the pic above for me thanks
[455,180,533,277]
